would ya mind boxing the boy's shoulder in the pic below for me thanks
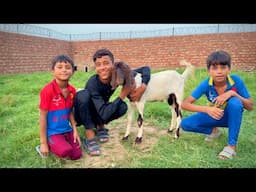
[85,74,99,89]
[40,80,54,92]
[199,77,211,86]
[228,74,245,85]
[230,74,242,81]
[87,74,98,83]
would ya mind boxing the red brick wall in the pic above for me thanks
[72,32,256,72]
[0,31,72,74]
[1,31,255,75]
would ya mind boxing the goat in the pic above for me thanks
[111,60,195,144]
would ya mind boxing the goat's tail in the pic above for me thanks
[180,60,195,81]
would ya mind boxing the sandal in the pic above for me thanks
[97,128,109,143]
[218,146,236,159]
[83,138,101,156]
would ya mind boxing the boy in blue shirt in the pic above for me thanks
[180,50,253,159]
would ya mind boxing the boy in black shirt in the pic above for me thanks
[74,48,151,156]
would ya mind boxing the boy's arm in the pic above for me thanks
[214,90,253,111]
[87,80,128,122]
[69,111,81,146]
[39,109,49,156]
[181,96,208,113]
[231,91,253,111]
[133,66,151,85]
[130,66,151,101]
[181,96,224,120]
[212,75,253,111]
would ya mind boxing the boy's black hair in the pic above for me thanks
[51,55,76,72]
[93,48,114,64]
[207,50,231,70]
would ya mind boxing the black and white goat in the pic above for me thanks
[111,60,195,144]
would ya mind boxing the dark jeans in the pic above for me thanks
[73,89,127,129]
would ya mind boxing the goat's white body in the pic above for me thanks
[141,71,185,101]
[124,62,194,142]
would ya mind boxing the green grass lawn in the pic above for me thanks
[0,69,255,168]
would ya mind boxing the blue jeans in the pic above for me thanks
[181,97,244,146]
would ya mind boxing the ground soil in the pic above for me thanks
[64,119,168,168]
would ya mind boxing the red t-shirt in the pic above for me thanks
[39,79,76,136]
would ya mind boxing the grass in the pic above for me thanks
[0,68,255,168]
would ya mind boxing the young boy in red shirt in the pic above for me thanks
[37,55,82,160]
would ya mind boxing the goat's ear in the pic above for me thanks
[125,69,134,88]
[110,68,117,90]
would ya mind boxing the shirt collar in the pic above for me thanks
[208,75,235,86]
[52,79,72,94]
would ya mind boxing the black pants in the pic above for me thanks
[73,89,127,129]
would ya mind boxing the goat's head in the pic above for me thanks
[110,61,134,90]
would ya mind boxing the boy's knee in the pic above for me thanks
[119,103,128,116]
[56,148,73,158]
[227,97,243,110]
[104,103,128,124]
[70,150,82,160]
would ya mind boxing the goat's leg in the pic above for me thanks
[168,108,177,133]
[172,106,182,139]
[174,110,182,139]
[135,101,145,144]
[174,99,183,139]
[167,93,177,133]
[123,102,135,140]
[167,93,181,139]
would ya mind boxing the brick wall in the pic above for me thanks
[1,31,255,75]
[72,32,256,72]
[0,31,72,74]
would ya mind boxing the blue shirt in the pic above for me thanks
[191,74,250,107]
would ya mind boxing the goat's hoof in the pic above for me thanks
[167,129,173,133]
[122,136,129,140]
[135,137,142,144]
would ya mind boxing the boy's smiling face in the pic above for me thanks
[95,55,114,84]
[52,61,74,81]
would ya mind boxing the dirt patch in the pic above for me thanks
[63,119,168,168]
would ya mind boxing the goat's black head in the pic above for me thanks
[110,61,134,90]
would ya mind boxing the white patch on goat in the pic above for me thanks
[142,70,185,102]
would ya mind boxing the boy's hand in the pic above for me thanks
[40,143,49,157]
[73,131,81,147]
[207,106,224,120]
[119,85,133,100]
[213,90,233,106]
[129,83,146,102]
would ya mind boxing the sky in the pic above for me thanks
[30,24,216,35]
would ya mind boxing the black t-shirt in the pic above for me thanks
[85,66,151,121]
